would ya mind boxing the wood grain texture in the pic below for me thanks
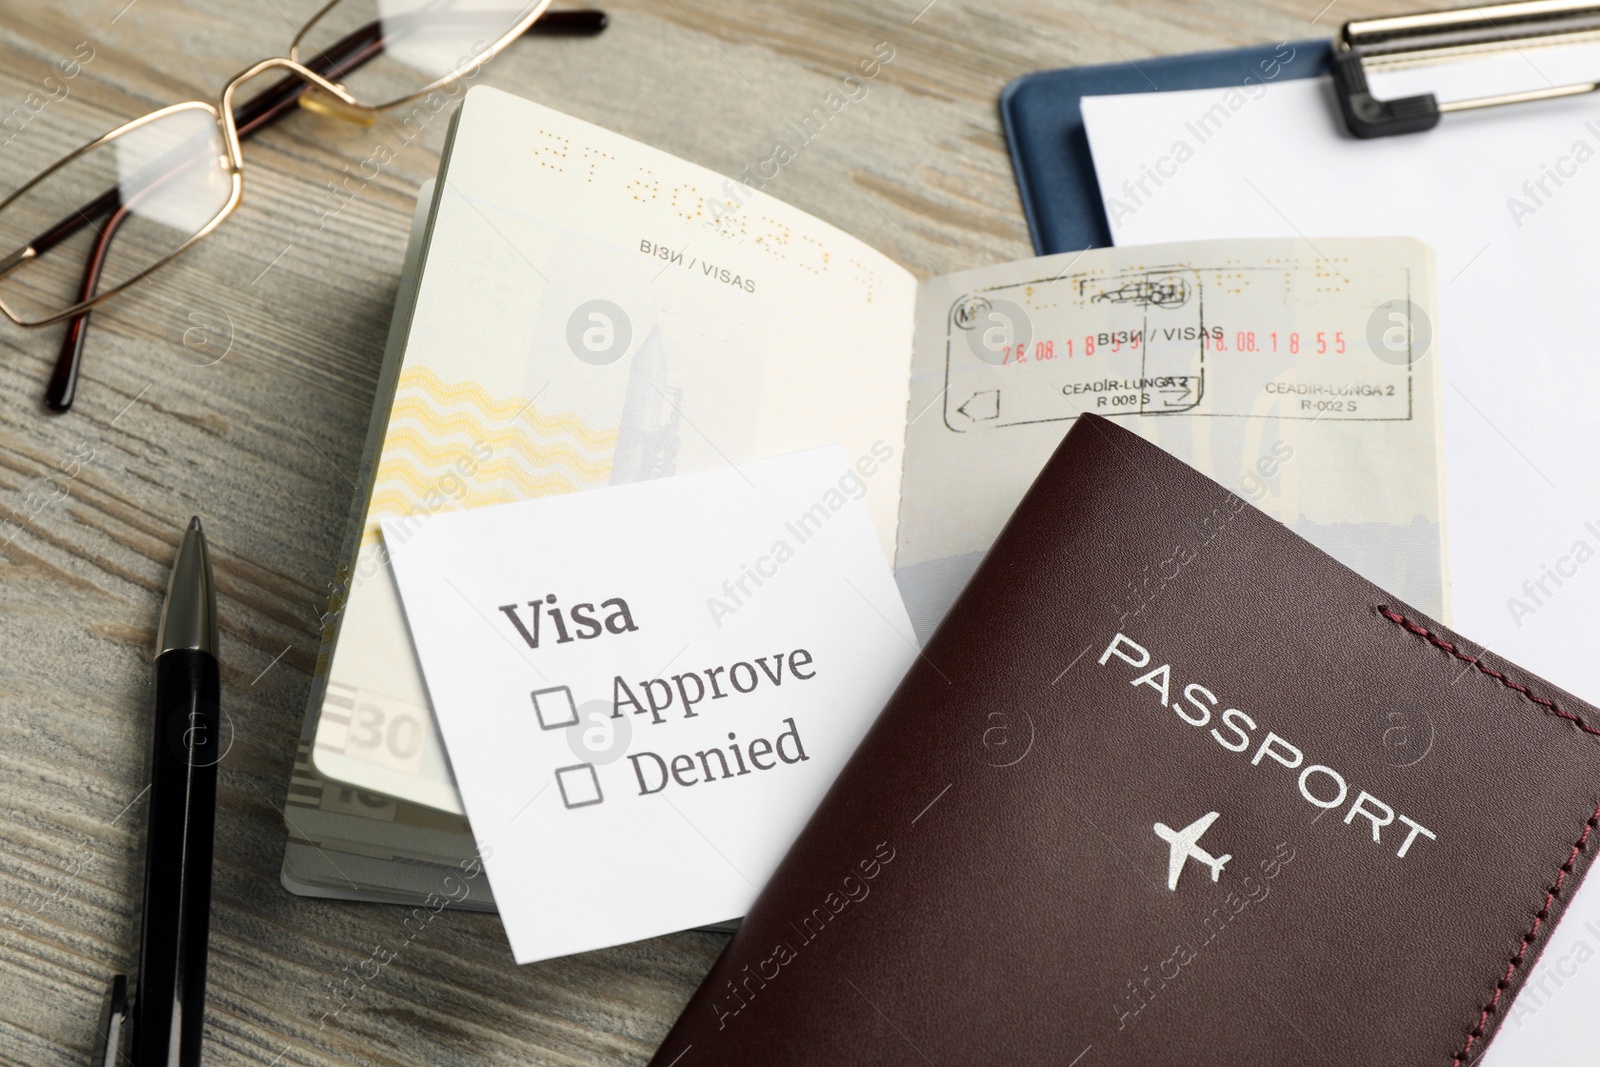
[0,0,1414,1063]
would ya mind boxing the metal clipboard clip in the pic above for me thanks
[1333,0,1600,137]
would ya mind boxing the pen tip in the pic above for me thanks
[158,516,217,657]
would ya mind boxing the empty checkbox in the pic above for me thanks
[555,763,604,808]
[532,685,579,730]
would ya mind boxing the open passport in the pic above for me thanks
[285,87,1448,903]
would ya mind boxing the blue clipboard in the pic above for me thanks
[1001,39,1331,255]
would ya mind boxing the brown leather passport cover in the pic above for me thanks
[647,413,1600,1067]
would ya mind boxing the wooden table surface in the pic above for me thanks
[0,0,1409,1063]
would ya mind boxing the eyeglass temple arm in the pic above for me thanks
[44,8,607,413]
[46,14,395,411]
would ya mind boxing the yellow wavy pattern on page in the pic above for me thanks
[387,370,615,451]
[362,366,617,547]
[379,426,612,485]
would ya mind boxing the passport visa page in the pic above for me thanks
[896,239,1448,637]
[309,85,1448,819]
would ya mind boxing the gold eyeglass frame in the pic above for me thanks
[0,0,556,328]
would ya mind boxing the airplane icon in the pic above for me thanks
[1153,811,1231,891]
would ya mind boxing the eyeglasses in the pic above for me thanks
[0,1,606,413]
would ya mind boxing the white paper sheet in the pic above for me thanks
[1081,56,1600,1064]
[383,446,916,963]
[1081,61,1600,703]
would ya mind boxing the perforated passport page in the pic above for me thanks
[649,413,1600,1066]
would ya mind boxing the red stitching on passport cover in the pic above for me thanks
[1378,608,1600,736]
[1377,608,1600,1063]
[1449,802,1600,1065]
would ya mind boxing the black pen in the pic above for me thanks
[100,516,220,1067]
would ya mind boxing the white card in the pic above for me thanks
[382,446,916,963]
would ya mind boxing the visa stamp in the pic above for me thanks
[943,261,1419,431]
